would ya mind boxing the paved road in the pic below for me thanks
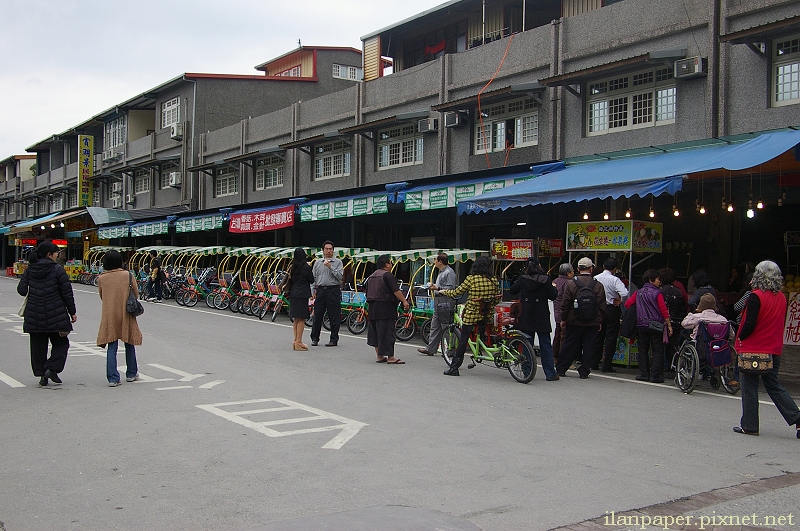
[1,276,799,531]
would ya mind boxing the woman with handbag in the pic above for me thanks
[733,260,800,438]
[96,250,143,387]
[17,240,77,386]
[624,269,672,383]
[286,248,315,351]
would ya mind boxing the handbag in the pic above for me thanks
[737,352,773,374]
[126,271,145,317]
[17,295,28,317]
[647,320,665,333]
[280,271,292,297]
[620,303,637,339]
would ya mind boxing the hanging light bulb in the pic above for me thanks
[721,197,727,209]
[50,223,55,228]
[583,211,589,220]
[699,204,706,214]
[727,202,734,213]
[746,208,755,218]
[649,207,655,218]
[756,198,764,209]
[625,207,631,218]
[603,212,609,220]
[673,207,680,217]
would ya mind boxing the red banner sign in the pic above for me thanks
[538,238,563,257]
[52,239,68,246]
[490,239,533,261]
[229,205,294,233]
[19,239,38,246]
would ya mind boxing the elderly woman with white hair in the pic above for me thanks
[733,260,800,439]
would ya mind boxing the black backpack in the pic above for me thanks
[573,278,598,323]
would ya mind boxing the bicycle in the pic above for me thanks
[441,303,537,384]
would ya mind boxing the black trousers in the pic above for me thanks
[29,332,69,376]
[636,327,665,381]
[311,286,341,343]
[595,305,621,371]
[556,325,598,378]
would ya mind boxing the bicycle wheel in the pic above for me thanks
[229,295,241,313]
[271,298,283,321]
[395,316,416,341]
[205,290,216,308]
[305,314,314,327]
[241,296,254,316]
[175,288,186,306]
[251,298,265,318]
[347,310,367,335]
[441,325,460,367]
[420,318,432,344]
[184,290,199,307]
[505,333,536,384]
[674,342,699,394]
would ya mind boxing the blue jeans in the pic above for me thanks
[107,341,138,383]
[536,331,556,379]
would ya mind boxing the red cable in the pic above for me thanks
[477,34,515,169]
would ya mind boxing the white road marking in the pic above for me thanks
[0,370,25,388]
[0,314,23,323]
[155,385,193,391]
[67,341,106,357]
[198,380,225,389]
[147,363,204,381]
[196,398,367,449]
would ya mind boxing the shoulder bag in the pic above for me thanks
[126,271,145,317]
[17,295,28,317]
[737,352,773,374]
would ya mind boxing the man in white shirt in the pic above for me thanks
[593,257,629,373]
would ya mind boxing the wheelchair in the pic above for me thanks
[671,321,740,395]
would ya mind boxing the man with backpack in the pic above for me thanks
[556,257,606,379]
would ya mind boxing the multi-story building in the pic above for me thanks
[3,0,799,282]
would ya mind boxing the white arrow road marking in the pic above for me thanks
[156,386,193,391]
[0,314,23,323]
[198,380,225,389]
[196,398,367,450]
[0,370,25,388]
[147,364,205,381]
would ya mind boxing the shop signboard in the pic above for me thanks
[14,238,38,247]
[175,214,223,233]
[405,175,533,212]
[785,292,800,345]
[490,239,533,261]
[229,205,294,233]
[566,220,662,253]
[77,135,94,207]
[300,194,387,221]
[538,238,563,257]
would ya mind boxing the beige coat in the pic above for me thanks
[96,269,143,346]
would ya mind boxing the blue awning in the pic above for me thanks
[7,212,62,234]
[459,129,800,214]
[0,225,10,235]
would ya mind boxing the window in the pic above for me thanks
[38,200,47,215]
[104,115,127,150]
[277,65,301,77]
[314,141,350,180]
[774,35,800,107]
[215,167,238,197]
[160,162,179,189]
[27,203,35,217]
[161,97,180,129]
[255,156,284,190]
[378,125,424,169]
[474,97,538,154]
[332,64,363,81]
[134,169,150,194]
[68,190,78,208]
[587,67,675,135]
[51,195,63,211]
[92,186,100,205]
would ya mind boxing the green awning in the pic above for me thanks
[130,220,169,237]
[86,207,133,225]
[97,226,129,239]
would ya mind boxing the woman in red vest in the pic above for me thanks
[733,260,800,438]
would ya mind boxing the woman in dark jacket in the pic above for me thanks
[17,240,78,386]
[286,248,315,351]
[688,269,717,312]
[510,258,559,381]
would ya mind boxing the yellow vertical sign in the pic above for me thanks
[77,135,94,207]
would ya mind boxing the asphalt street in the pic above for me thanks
[1,275,799,531]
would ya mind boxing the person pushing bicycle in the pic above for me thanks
[434,256,500,377]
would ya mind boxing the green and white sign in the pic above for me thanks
[300,194,388,222]
[404,176,533,211]
[130,221,169,237]
[97,226,129,239]
[176,214,223,233]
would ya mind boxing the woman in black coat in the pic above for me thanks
[510,258,559,381]
[17,241,78,386]
[285,247,315,351]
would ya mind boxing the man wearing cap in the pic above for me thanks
[556,257,606,379]
[593,257,629,373]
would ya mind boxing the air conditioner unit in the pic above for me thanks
[125,193,135,205]
[170,123,183,140]
[444,111,466,128]
[111,182,122,194]
[674,56,707,79]
[168,172,182,187]
[102,149,122,162]
[417,118,438,133]
[111,196,121,208]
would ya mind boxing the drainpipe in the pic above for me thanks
[185,76,198,210]
[710,0,721,138]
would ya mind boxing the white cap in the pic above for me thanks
[577,257,594,269]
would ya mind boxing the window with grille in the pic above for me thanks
[377,125,424,170]
[314,141,350,180]
[586,68,675,135]
[277,65,301,77]
[68,190,78,208]
[332,64,363,81]
[161,97,180,128]
[215,167,238,197]
[92,186,100,205]
[473,97,538,155]
[38,200,47,215]
[134,170,150,194]
[104,115,127,149]
[51,195,63,211]
[774,35,800,107]
[255,156,284,189]
[160,162,179,189]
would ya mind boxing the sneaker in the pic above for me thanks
[126,374,140,382]
[153,299,162,303]
[108,381,121,387]
[146,297,156,302]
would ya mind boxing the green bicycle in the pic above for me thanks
[441,305,537,384]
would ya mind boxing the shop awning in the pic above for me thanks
[400,161,564,212]
[299,192,389,221]
[431,84,545,112]
[720,16,800,45]
[339,111,430,136]
[0,225,10,235]
[7,212,62,234]
[86,207,133,225]
[97,226,129,239]
[459,129,800,214]
[130,219,170,237]
[175,213,224,233]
